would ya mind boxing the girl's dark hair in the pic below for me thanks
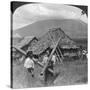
[26,51,33,58]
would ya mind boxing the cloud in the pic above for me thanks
[13,3,88,30]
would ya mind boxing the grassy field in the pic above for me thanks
[12,57,87,88]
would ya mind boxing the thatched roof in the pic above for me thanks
[16,36,36,48]
[60,44,79,49]
[31,27,77,55]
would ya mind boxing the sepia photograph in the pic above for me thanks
[11,1,88,89]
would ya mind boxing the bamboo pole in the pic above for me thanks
[56,48,63,63]
[41,36,63,74]
[57,46,64,59]
[48,31,63,63]
[55,49,61,63]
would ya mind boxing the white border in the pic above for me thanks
[0,0,89,90]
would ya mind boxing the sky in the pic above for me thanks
[12,3,88,31]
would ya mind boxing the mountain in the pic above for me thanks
[13,33,22,38]
[12,33,23,45]
[14,19,87,39]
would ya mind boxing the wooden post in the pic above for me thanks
[56,48,63,63]
[41,36,63,74]
[55,49,61,63]
[48,31,63,63]
[12,46,26,55]
[57,46,64,59]
[57,47,64,63]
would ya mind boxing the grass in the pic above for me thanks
[12,58,88,88]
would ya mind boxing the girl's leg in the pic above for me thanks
[44,68,48,84]
[28,68,31,73]
[31,68,34,77]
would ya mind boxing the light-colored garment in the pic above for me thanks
[24,57,34,69]
[42,55,48,65]
[82,50,87,55]
[86,53,88,59]
[51,55,56,65]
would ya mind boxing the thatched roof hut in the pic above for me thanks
[16,36,38,51]
[31,27,78,55]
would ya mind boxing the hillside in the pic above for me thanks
[14,19,87,39]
